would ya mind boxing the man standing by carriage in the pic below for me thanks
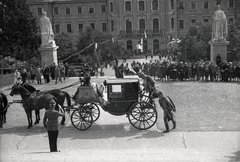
[43,99,64,152]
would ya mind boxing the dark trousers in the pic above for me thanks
[47,130,58,152]
[46,74,50,83]
[164,111,176,130]
[51,73,55,80]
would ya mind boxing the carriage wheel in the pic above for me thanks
[84,103,100,122]
[128,102,157,130]
[70,108,93,130]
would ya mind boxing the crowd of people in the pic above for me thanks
[115,57,240,82]
[14,62,70,84]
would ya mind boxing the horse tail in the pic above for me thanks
[63,91,71,107]
[0,93,9,111]
[2,93,8,108]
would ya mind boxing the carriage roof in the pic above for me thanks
[106,77,139,84]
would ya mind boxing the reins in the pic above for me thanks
[57,81,80,91]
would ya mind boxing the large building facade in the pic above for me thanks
[27,0,240,53]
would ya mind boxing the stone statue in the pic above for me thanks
[39,11,56,47]
[212,5,228,42]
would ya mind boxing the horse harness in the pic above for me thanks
[21,89,42,110]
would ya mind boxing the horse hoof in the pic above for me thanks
[34,121,39,125]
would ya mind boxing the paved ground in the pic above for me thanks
[1,56,240,162]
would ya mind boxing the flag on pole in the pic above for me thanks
[95,43,98,52]
[144,30,147,38]
[140,38,143,52]
[136,42,143,52]
[137,44,143,52]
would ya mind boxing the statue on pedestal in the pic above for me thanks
[212,5,228,42]
[39,11,56,47]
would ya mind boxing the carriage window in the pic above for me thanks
[109,85,122,98]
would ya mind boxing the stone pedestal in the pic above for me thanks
[38,46,58,66]
[208,40,229,63]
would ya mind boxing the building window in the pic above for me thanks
[78,24,83,31]
[171,18,174,29]
[90,23,95,29]
[153,19,159,33]
[171,0,174,10]
[125,1,131,11]
[89,7,94,14]
[54,7,59,15]
[139,1,145,11]
[203,1,209,9]
[126,19,132,34]
[111,20,114,31]
[229,0,234,8]
[216,0,221,6]
[78,6,82,14]
[67,24,72,33]
[55,24,60,33]
[66,7,70,15]
[204,19,209,23]
[37,8,42,16]
[179,20,184,29]
[126,40,132,50]
[102,23,107,32]
[178,2,184,10]
[191,19,196,24]
[139,19,145,32]
[101,5,106,13]
[110,2,113,12]
[152,0,158,10]
[153,39,159,50]
[191,1,197,9]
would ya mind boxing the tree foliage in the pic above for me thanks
[227,17,240,61]
[55,33,74,61]
[75,26,123,65]
[180,18,240,62]
[0,0,40,61]
[179,23,212,62]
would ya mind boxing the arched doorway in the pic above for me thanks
[126,40,133,51]
[153,39,159,50]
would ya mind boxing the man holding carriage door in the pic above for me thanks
[158,91,176,133]
[137,72,165,132]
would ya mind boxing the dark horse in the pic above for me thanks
[10,83,71,129]
[0,92,9,128]
[22,83,71,112]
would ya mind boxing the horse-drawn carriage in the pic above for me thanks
[8,77,158,131]
[69,78,158,131]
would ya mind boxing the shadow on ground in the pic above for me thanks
[225,151,240,162]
